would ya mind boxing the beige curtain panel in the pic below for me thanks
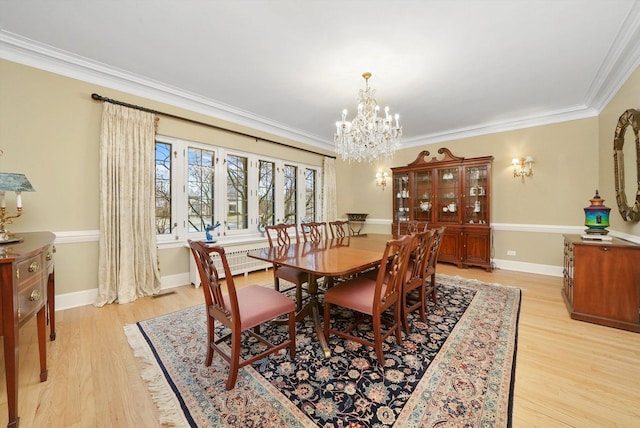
[322,156,337,222]
[96,103,161,307]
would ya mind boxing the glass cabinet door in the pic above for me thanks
[436,167,460,223]
[464,165,488,224]
[413,171,432,222]
[393,173,410,222]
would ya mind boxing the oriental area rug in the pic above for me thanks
[124,274,521,427]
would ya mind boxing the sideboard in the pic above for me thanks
[0,232,56,427]
[562,234,640,332]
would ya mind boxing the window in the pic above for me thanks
[155,141,173,235]
[283,164,297,224]
[305,168,317,222]
[187,147,215,232]
[258,160,275,226]
[226,154,248,230]
[155,135,321,243]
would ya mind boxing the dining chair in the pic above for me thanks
[301,221,331,287]
[329,220,352,238]
[424,226,446,304]
[188,240,296,390]
[407,220,428,234]
[401,228,437,332]
[301,221,328,242]
[265,223,310,311]
[323,234,414,365]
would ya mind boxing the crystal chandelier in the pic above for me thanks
[334,72,402,163]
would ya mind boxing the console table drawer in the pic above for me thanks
[16,273,45,322]
[15,252,46,323]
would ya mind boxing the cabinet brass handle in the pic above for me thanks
[29,289,41,301]
[29,262,40,272]
[601,247,609,251]
[46,252,53,261]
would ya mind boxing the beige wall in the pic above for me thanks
[0,59,327,297]
[2,57,639,300]
[337,117,600,268]
[598,65,640,235]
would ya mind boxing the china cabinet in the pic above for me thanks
[391,148,493,271]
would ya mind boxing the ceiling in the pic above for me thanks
[2,1,640,153]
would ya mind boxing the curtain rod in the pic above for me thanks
[91,93,336,159]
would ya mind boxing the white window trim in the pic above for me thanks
[155,134,322,246]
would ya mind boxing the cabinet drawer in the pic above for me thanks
[15,253,46,323]
[16,253,45,285]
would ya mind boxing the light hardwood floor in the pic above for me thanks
[1,264,639,427]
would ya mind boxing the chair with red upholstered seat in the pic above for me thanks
[424,226,446,304]
[265,223,310,311]
[188,240,296,390]
[402,228,436,332]
[323,234,414,365]
[301,221,328,242]
[328,220,352,239]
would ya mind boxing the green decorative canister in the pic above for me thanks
[584,190,611,235]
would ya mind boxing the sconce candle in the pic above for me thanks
[583,190,611,235]
[512,156,534,182]
[375,171,388,190]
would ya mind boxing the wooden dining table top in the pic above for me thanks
[248,233,393,277]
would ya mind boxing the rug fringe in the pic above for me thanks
[124,324,190,428]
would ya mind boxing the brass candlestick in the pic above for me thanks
[0,207,24,243]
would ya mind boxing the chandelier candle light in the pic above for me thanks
[335,72,402,163]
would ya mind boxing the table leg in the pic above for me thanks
[47,270,56,341]
[304,276,331,358]
[278,275,332,358]
[37,306,48,382]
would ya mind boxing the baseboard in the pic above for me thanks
[493,258,563,277]
[55,272,191,311]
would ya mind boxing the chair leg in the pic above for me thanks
[430,273,437,304]
[418,283,426,322]
[288,310,296,359]
[205,314,215,366]
[401,292,410,333]
[274,276,281,292]
[226,330,242,390]
[394,303,403,345]
[372,314,385,366]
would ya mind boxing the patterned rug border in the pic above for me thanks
[124,273,521,427]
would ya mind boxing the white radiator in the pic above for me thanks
[189,240,271,287]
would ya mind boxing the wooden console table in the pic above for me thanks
[562,234,640,332]
[0,232,56,427]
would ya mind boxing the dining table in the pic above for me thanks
[247,233,392,358]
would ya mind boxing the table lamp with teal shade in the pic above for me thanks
[0,173,36,243]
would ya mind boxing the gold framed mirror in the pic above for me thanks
[613,108,640,221]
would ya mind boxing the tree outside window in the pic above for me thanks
[227,154,248,230]
[258,160,275,227]
[187,147,216,232]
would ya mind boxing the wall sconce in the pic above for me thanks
[512,156,534,182]
[0,173,36,243]
[375,171,388,190]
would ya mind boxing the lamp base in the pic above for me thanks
[584,227,609,235]
[581,234,613,241]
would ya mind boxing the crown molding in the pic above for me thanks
[401,104,599,149]
[0,31,335,153]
